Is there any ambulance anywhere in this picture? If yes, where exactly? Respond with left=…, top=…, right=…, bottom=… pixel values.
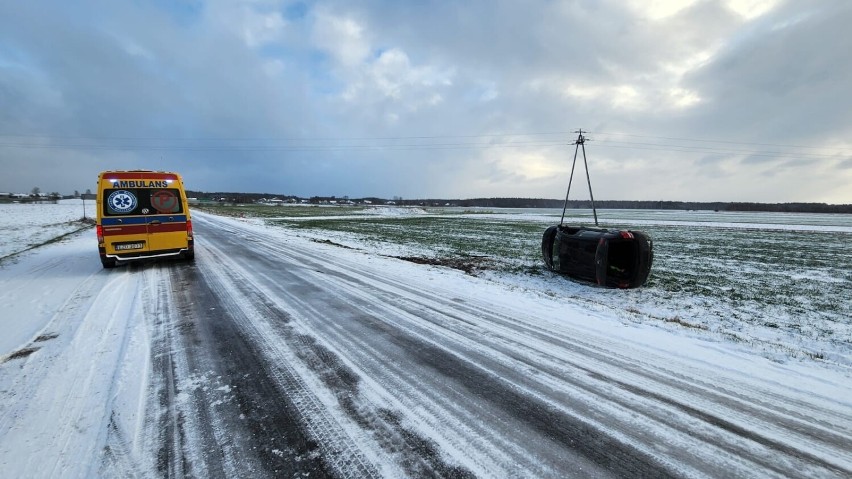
left=96, top=170, right=194, bottom=268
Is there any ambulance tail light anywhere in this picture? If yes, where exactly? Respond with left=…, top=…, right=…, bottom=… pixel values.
left=186, top=220, right=193, bottom=238
left=97, top=225, right=104, bottom=243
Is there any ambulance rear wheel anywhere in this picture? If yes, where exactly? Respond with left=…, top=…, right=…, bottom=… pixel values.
left=101, top=257, right=117, bottom=269
left=183, top=249, right=195, bottom=262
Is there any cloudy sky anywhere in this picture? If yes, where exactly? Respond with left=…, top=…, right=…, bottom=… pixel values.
left=1, top=0, right=851, bottom=203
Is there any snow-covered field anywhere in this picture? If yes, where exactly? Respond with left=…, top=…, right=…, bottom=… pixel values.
left=1, top=202, right=850, bottom=478
left=0, top=200, right=93, bottom=259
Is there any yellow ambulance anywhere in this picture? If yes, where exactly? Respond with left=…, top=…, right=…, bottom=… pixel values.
left=96, top=170, right=194, bottom=268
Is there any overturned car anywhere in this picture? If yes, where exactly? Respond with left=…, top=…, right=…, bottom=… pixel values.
left=541, top=225, right=653, bottom=288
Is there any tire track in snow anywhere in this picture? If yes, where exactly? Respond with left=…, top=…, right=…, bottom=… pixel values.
left=146, top=257, right=345, bottom=477
left=142, top=259, right=293, bottom=478
left=141, top=263, right=194, bottom=478
left=196, top=239, right=480, bottom=478
left=190, top=241, right=385, bottom=478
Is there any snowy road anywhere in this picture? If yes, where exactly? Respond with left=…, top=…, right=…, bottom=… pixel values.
left=1, top=211, right=851, bottom=478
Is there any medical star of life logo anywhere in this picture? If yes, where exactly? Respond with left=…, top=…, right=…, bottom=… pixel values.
left=107, top=190, right=137, bottom=214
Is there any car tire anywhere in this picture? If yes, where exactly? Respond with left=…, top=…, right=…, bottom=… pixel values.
left=541, top=225, right=558, bottom=270
left=101, top=257, right=117, bottom=269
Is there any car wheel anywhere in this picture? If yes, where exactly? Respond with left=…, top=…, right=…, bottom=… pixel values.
left=541, top=225, right=558, bottom=270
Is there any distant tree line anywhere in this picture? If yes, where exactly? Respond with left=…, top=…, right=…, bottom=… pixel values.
left=185, top=191, right=299, bottom=204
left=396, top=198, right=852, bottom=213
left=184, top=190, right=852, bottom=213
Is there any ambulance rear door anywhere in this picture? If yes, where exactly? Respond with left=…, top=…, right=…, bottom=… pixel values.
left=144, top=188, right=189, bottom=253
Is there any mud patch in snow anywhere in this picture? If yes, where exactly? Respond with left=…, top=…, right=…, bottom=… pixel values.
left=390, top=255, right=491, bottom=275
left=3, top=346, right=40, bottom=362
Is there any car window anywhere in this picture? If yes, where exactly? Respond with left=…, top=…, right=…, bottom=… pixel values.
left=103, top=188, right=184, bottom=216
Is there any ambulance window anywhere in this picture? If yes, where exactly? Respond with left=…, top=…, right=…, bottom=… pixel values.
left=104, top=189, right=143, bottom=216
left=103, top=188, right=183, bottom=216
left=149, top=189, right=182, bottom=214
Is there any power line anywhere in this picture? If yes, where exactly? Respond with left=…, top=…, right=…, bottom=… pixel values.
left=593, top=140, right=846, bottom=160
left=0, top=131, right=573, bottom=143
left=0, top=130, right=849, bottom=161
left=594, top=130, right=845, bottom=152
left=0, top=139, right=572, bottom=152
left=3, top=129, right=848, bottom=151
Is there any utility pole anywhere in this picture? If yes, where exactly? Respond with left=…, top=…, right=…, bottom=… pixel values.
left=559, top=129, right=598, bottom=226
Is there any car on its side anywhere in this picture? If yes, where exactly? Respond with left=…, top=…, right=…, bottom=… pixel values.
left=541, top=225, right=653, bottom=288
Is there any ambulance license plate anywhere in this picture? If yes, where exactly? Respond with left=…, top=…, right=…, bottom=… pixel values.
left=115, top=242, right=144, bottom=250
